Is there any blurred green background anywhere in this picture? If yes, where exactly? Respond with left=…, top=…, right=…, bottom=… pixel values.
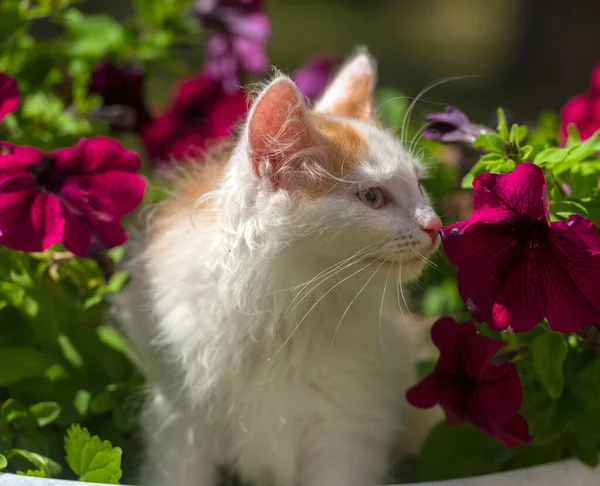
left=75, top=0, right=600, bottom=122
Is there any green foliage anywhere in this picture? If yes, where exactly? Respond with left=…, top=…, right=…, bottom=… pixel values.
left=531, top=332, right=568, bottom=399
left=65, top=424, right=123, bottom=484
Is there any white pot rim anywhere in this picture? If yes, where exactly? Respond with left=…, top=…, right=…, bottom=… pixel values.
left=0, top=458, right=598, bottom=486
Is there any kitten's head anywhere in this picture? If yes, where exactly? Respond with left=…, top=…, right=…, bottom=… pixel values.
left=235, top=48, right=441, bottom=281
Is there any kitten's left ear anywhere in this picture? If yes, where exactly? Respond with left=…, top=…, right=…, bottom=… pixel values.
left=246, top=76, right=316, bottom=188
left=314, top=47, right=377, bottom=121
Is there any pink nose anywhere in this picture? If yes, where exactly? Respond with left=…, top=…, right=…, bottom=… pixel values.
left=420, top=217, right=442, bottom=245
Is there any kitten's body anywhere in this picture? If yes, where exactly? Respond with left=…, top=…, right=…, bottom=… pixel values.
left=117, top=50, right=441, bottom=486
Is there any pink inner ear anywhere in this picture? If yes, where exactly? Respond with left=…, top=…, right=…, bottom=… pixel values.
left=248, top=79, right=314, bottom=183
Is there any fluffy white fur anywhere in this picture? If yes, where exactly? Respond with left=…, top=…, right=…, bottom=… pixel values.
left=116, top=49, right=441, bottom=486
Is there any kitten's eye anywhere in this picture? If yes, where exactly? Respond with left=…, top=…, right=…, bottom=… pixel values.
left=357, top=187, right=385, bottom=209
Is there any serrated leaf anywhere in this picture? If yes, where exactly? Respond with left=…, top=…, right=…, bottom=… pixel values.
left=65, top=424, right=123, bottom=484
left=531, top=332, right=568, bottom=399
left=0, top=348, right=55, bottom=386
left=16, top=469, right=48, bottom=477
left=30, top=402, right=61, bottom=427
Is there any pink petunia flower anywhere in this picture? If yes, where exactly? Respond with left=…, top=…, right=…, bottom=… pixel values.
left=0, top=137, right=146, bottom=257
left=291, top=54, right=335, bottom=102
left=142, top=71, right=247, bottom=166
left=406, top=317, right=531, bottom=448
left=441, top=162, right=600, bottom=333
left=193, top=0, right=271, bottom=93
left=559, top=63, right=600, bottom=145
left=0, top=73, right=20, bottom=123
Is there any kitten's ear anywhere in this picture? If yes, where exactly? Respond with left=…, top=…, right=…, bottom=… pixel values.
left=314, top=47, right=376, bottom=121
left=247, top=76, right=316, bottom=188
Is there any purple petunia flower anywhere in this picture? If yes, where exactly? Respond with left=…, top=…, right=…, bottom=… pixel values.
left=0, top=73, right=20, bottom=123
left=291, top=54, right=335, bottom=102
left=407, top=317, right=531, bottom=448
left=423, top=106, right=491, bottom=144
left=441, top=162, right=600, bottom=333
left=193, top=0, right=271, bottom=93
left=89, top=61, right=151, bottom=132
left=0, top=138, right=146, bottom=257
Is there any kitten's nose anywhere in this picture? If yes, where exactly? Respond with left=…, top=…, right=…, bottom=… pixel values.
left=420, top=217, right=442, bottom=245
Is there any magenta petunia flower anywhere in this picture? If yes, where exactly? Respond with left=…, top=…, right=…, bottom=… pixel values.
left=559, top=63, right=600, bottom=145
left=0, top=137, right=146, bottom=257
left=0, top=73, right=20, bottom=123
left=406, top=317, right=531, bottom=448
left=89, top=61, right=151, bottom=132
left=291, top=54, right=335, bottom=102
left=193, top=0, right=271, bottom=92
left=142, top=71, right=247, bottom=166
left=441, top=162, right=600, bottom=333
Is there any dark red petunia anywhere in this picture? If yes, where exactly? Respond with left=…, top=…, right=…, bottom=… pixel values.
left=0, top=73, right=20, bottom=123
left=406, top=317, right=531, bottom=448
left=141, top=71, right=247, bottom=166
left=441, top=162, right=600, bottom=333
left=193, top=0, right=271, bottom=92
left=89, top=61, right=151, bottom=132
left=0, top=137, right=146, bottom=257
left=559, top=63, right=600, bottom=145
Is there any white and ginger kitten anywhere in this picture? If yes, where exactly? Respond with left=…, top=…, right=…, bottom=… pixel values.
left=117, top=49, right=442, bottom=486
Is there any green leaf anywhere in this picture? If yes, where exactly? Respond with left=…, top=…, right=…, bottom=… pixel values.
left=65, top=424, right=123, bottom=484
left=550, top=200, right=589, bottom=218
left=473, top=133, right=505, bottom=153
left=57, top=333, right=84, bottom=369
left=74, top=390, right=91, bottom=417
left=0, top=347, right=54, bottom=386
left=416, top=359, right=436, bottom=380
left=531, top=332, right=568, bottom=399
left=496, top=108, right=509, bottom=140
left=5, top=449, right=61, bottom=477
left=97, top=326, right=135, bottom=363
left=570, top=163, right=599, bottom=196
left=63, top=9, right=125, bottom=58
left=569, top=441, right=600, bottom=467
left=16, top=469, right=48, bottom=477
left=461, top=158, right=516, bottom=189
left=30, top=402, right=61, bottom=427
left=104, top=271, right=130, bottom=294
left=0, top=454, right=7, bottom=470
left=418, top=422, right=505, bottom=481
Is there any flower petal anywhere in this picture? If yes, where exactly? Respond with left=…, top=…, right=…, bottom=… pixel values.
left=543, top=215, right=600, bottom=332
left=467, top=366, right=522, bottom=425
left=52, top=137, right=141, bottom=175
left=406, top=375, right=440, bottom=409
left=462, top=334, right=509, bottom=383
left=0, top=142, right=45, bottom=171
left=430, top=317, right=477, bottom=374
left=292, top=54, right=335, bottom=102
left=479, top=414, right=531, bottom=448
left=64, top=172, right=146, bottom=217
left=0, top=73, right=20, bottom=122
left=470, top=163, right=549, bottom=225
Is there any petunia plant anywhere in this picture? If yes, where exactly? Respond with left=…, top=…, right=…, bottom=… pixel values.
left=408, top=64, right=600, bottom=481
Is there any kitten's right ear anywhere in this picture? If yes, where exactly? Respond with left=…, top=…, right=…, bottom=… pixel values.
left=246, top=76, right=316, bottom=188
left=314, top=47, right=377, bottom=121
